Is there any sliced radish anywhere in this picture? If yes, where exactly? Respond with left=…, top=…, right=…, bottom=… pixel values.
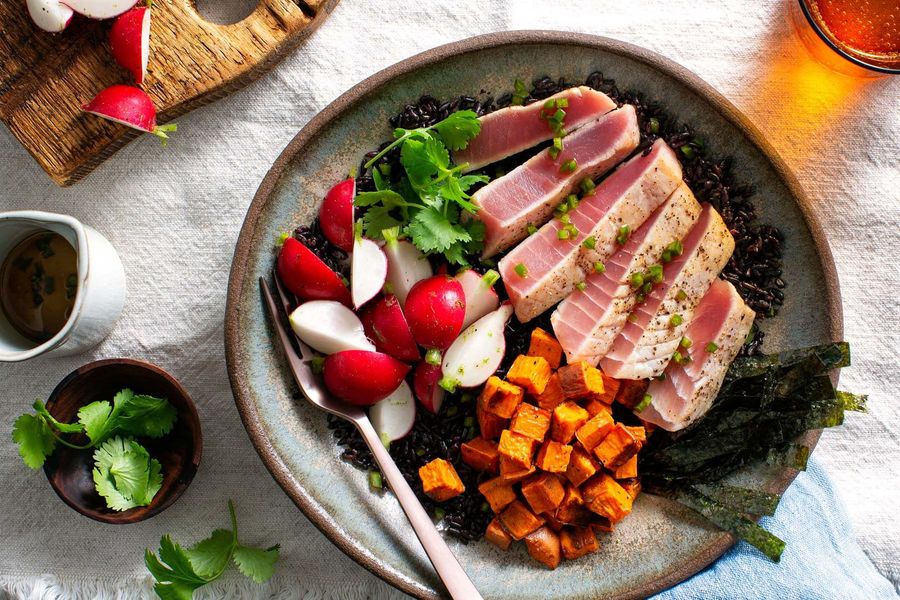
left=319, top=179, right=355, bottom=252
left=351, top=236, right=387, bottom=309
left=369, top=381, right=416, bottom=442
left=412, top=360, right=445, bottom=414
left=404, top=275, right=466, bottom=350
left=109, top=7, right=150, bottom=84
left=277, top=237, right=351, bottom=306
left=323, top=350, right=410, bottom=406
left=82, top=85, right=176, bottom=143
left=456, top=269, right=501, bottom=329
left=383, top=227, right=432, bottom=306
left=440, top=303, right=513, bottom=392
left=27, top=0, right=74, bottom=32
left=359, top=295, right=419, bottom=361
left=288, top=301, right=374, bottom=355
left=61, top=0, right=139, bottom=19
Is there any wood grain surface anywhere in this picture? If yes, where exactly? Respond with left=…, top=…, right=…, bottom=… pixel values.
left=0, top=0, right=339, bottom=186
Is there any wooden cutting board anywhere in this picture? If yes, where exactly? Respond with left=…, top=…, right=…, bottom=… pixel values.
left=0, top=0, right=338, bottom=186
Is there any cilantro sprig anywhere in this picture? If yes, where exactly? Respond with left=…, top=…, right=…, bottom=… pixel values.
left=145, top=501, right=280, bottom=599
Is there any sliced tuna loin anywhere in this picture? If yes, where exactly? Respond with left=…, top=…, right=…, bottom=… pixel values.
left=474, top=105, right=640, bottom=257
left=453, top=86, right=616, bottom=172
left=551, top=183, right=702, bottom=364
left=599, top=203, right=735, bottom=380
left=639, top=279, right=756, bottom=431
left=499, top=138, right=682, bottom=323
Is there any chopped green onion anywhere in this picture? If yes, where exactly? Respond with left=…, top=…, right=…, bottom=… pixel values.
left=593, top=262, right=606, bottom=274
left=481, top=258, right=497, bottom=268
left=580, top=178, right=596, bottom=195
left=438, top=377, right=459, bottom=393
left=378, top=162, right=392, bottom=176
left=635, top=292, right=647, bottom=303
left=433, top=507, right=446, bottom=520
left=512, top=79, right=528, bottom=105
left=310, top=355, right=326, bottom=374
left=549, top=146, right=561, bottom=160
left=680, top=336, right=693, bottom=349
left=514, top=263, right=528, bottom=277
left=383, top=281, right=394, bottom=295
left=552, top=108, right=566, bottom=123
left=666, top=240, right=684, bottom=257
left=669, top=314, right=683, bottom=327
left=641, top=281, right=653, bottom=294
left=556, top=98, right=569, bottom=108
left=627, top=312, right=637, bottom=323
left=415, top=448, right=426, bottom=456
left=379, top=432, right=392, bottom=450
left=635, top=393, right=653, bottom=412
left=482, top=269, right=500, bottom=288
left=675, top=289, right=688, bottom=302
left=672, top=350, right=684, bottom=363
left=481, top=501, right=491, bottom=513
left=557, top=228, right=571, bottom=240
left=543, top=99, right=556, bottom=111
left=680, top=145, right=696, bottom=159
left=647, top=264, right=664, bottom=283
left=655, top=373, right=667, bottom=381
left=661, top=250, right=673, bottom=263
left=368, top=471, right=383, bottom=490
left=560, top=159, right=578, bottom=173
left=576, top=281, right=587, bottom=292
left=567, top=194, right=579, bottom=210
left=631, top=272, right=645, bottom=288
left=553, top=136, right=564, bottom=152
left=277, top=232, right=290, bottom=246
left=706, top=342, right=719, bottom=353
left=649, top=117, right=660, bottom=134
left=560, top=213, right=571, bottom=224
left=616, top=225, right=631, bottom=245
left=566, top=224, right=579, bottom=238
left=425, top=348, right=442, bottom=366
left=582, top=235, right=596, bottom=250
left=526, top=223, right=538, bottom=235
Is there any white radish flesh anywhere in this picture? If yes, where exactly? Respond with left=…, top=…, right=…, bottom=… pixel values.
left=440, top=303, right=513, bottom=391
left=370, top=381, right=416, bottom=442
left=61, top=0, right=139, bottom=19
left=351, top=237, right=388, bottom=309
left=456, top=269, right=501, bottom=329
left=289, top=301, right=375, bottom=354
left=27, top=0, right=74, bottom=32
left=383, top=228, right=432, bottom=306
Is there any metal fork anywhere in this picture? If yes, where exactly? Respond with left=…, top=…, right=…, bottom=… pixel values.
left=261, top=277, right=484, bottom=600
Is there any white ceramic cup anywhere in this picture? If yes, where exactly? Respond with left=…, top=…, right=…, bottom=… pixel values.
left=0, top=211, right=126, bottom=362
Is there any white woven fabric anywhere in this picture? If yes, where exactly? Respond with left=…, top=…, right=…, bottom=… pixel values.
left=0, top=0, right=897, bottom=597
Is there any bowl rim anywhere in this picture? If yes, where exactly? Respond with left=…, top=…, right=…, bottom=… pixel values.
left=224, top=30, right=844, bottom=599
left=43, top=357, right=203, bottom=525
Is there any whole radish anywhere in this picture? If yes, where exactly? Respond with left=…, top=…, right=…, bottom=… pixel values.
left=27, top=0, right=74, bottom=32
left=359, top=295, right=419, bottom=362
left=319, top=179, right=355, bottom=252
left=382, top=227, right=432, bottom=306
left=412, top=360, right=445, bottom=414
left=350, top=236, right=387, bottom=309
left=323, top=350, right=410, bottom=406
left=369, top=381, right=416, bottom=442
left=82, top=85, right=176, bottom=144
left=404, top=275, right=466, bottom=350
left=109, top=7, right=150, bottom=84
left=277, top=237, right=351, bottom=306
left=456, top=269, right=500, bottom=329
left=289, top=301, right=374, bottom=355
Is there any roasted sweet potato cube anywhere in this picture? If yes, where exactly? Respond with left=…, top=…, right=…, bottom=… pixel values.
left=521, top=472, right=565, bottom=515
left=499, top=500, right=545, bottom=540
left=620, top=478, right=642, bottom=500
left=582, top=473, right=633, bottom=522
left=499, top=460, right=536, bottom=482
left=544, top=513, right=566, bottom=532
left=595, top=372, right=621, bottom=404
left=575, top=411, right=615, bottom=450
left=560, top=526, right=599, bottom=560
left=535, top=441, right=573, bottom=473
left=478, top=476, right=517, bottom=513
left=506, top=355, right=553, bottom=395
left=477, top=396, right=508, bottom=440
left=592, top=423, right=640, bottom=469
left=558, top=361, right=605, bottom=401
left=498, top=429, right=538, bottom=471
left=591, top=516, right=615, bottom=533
left=624, top=425, right=647, bottom=446
left=527, top=328, right=563, bottom=369
left=534, top=373, right=566, bottom=411
left=613, top=454, right=638, bottom=479
left=565, top=444, right=599, bottom=487
left=615, top=378, right=650, bottom=408
left=461, top=437, right=499, bottom=473
left=485, top=518, right=513, bottom=550
left=479, top=376, right=524, bottom=419
left=585, top=398, right=613, bottom=418
left=510, top=403, right=551, bottom=441
left=550, top=401, right=590, bottom=444
left=556, top=485, right=591, bottom=526
left=524, top=526, right=561, bottom=569
left=418, top=459, right=465, bottom=502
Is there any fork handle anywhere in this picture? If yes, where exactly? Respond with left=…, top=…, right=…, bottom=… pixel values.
left=355, top=417, right=484, bottom=600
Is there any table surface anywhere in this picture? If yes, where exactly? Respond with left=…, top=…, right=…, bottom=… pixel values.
left=1, top=0, right=898, bottom=597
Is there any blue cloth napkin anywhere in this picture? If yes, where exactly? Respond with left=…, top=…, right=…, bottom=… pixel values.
left=653, top=457, right=898, bottom=599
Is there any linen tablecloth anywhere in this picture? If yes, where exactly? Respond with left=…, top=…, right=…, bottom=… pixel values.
left=1, top=0, right=898, bottom=597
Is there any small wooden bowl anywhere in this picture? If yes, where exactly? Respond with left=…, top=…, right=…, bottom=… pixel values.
left=43, top=358, right=202, bottom=524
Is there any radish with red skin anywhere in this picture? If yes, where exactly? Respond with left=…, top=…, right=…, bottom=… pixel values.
left=404, top=275, right=466, bottom=350
left=323, top=350, right=410, bottom=406
left=440, top=303, right=513, bottom=392
left=62, top=0, right=139, bottom=19
left=289, top=300, right=374, bottom=355
left=351, top=237, right=388, bottom=308
left=277, top=237, right=351, bottom=306
left=109, top=7, right=150, bottom=84
left=359, top=295, right=419, bottom=362
left=456, top=268, right=501, bottom=329
left=27, top=0, right=74, bottom=32
left=369, top=381, right=416, bottom=442
left=82, top=85, right=177, bottom=144
left=382, top=227, right=432, bottom=306
left=412, top=360, right=445, bottom=414
left=319, top=179, right=356, bottom=252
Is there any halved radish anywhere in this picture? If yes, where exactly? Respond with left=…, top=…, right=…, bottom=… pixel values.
left=319, top=179, right=355, bottom=252
left=439, top=303, right=513, bottom=392
left=383, top=227, right=432, bottom=306
left=82, top=85, right=176, bottom=143
left=109, top=7, right=150, bottom=84
left=369, top=381, right=416, bottom=442
left=412, top=360, right=445, bottom=414
left=456, top=269, right=501, bottom=329
left=27, top=0, right=74, bottom=32
left=359, top=295, right=419, bottom=361
left=278, top=237, right=351, bottom=306
left=404, top=275, right=466, bottom=350
left=61, top=0, right=139, bottom=19
left=351, top=237, right=388, bottom=309
left=323, top=350, right=410, bottom=406
left=289, top=301, right=374, bottom=355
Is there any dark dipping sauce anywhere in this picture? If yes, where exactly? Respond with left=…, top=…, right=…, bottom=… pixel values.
left=0, top=232, right=78, bottom=343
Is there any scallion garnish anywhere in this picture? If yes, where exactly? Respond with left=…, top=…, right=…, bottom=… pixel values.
left=368, top=471, right=383, bottom=490
left=594, top=262, right=606, bottom=274
left=616, top=225, right=631, bottom=245
left=631, top=272, right=645, bottom=288
left=580, top=178, right=596, bottom=195
left=635, top=393, right=653, bottom=412
left=560, top=158, right=577, bottom=173
left=557, top=228, right=571, bottom=240
left=706, top=342, right=719, bottom=353
left=675, top=289, right=688, bottom=302
left=680, top=336, right=693, bottom=349
left=669, top=314, right=683, bottom=327
left=576, top=281, right=587, bottom=292
left=526, top=223, right=537, bottom=235
left=514, top=263, right=528, bottom=278
left=582, top=235, right=596, bottom=250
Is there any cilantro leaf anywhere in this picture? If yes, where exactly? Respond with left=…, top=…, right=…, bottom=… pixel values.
left=12, top=413, right=56, bottom=469
left=185, top=529, right=235, bottom=580
left=432, top=110, right=481, bottom=151
left=232, top=545, right=280, bottom=584
left=78, top=400, right=115, bottom=444
left=401, top=135, right=449, bottom=185
left=33, top=401, right=84, bottom=434
left=116, top=393, right=177, bottom=438
left=354, top=190, right=405, bottom=207
left=93, top=437, right=162, bottom=510
left=151, top=582, right=198, bottom=600
left=362, top=205, right=403, bottom=240
left=405, top=207, right=471, bottom=254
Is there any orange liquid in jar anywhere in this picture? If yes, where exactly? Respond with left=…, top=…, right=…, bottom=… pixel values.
left=807, top=0, right=900, bottom=70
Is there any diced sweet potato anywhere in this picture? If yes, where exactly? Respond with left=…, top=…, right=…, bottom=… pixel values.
left=615, top=378, right=650, bottom=408
left=521, top=472, right=565, bottom=515
left=498, top=429, right=538, bottom=471
left=582, top=473, right=633, bottom=522
left=509, top=403, right=552, bottom=441
left=524, top=526, right=561, bottom=569
left=613, top=454, right=638, bottom=479
left=461, top=437, right=500, bottom=473
left=591, top=516, right=614, bottom=533
left=479, top=376, right=524, bottom=418
left=544, top=514, right=566, bottom=532
left=560, top=526, right=599, bottom=560
left=624, top=425, right=647, bottom=446
left=550, top=401, right=590, bottom=444
left=418, top=459, right=465, bottom=502
left=499, top=460, right=536, bottom=482
left=575, top=411, right=614, bottom=450
left=558, top=361, right=605, bottom=401
left=592, top=423, right=640, bottom=469
left=485, top=518, right=513, bottom=550
left=527, top=328, right=563, bottom=369
left=477, top=395, right=509, bottom=440
left=556, top=485, right=591, bottom=526
left=584, top=399, right=612, bottom=418
left=565, top=444, right=599, bottom=487
left=595, top=371, right=621, bottom=405
left=499, top=500, right=545, bottom=540
left=535, top=441, right=573, bottom=473
left=534, top=373, right=566, bottom=411
left=620, top=478, right=642, bottom=500
left=478, top=476, right=517, bottom=513
left=506, top=355, right=553, bottom=395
